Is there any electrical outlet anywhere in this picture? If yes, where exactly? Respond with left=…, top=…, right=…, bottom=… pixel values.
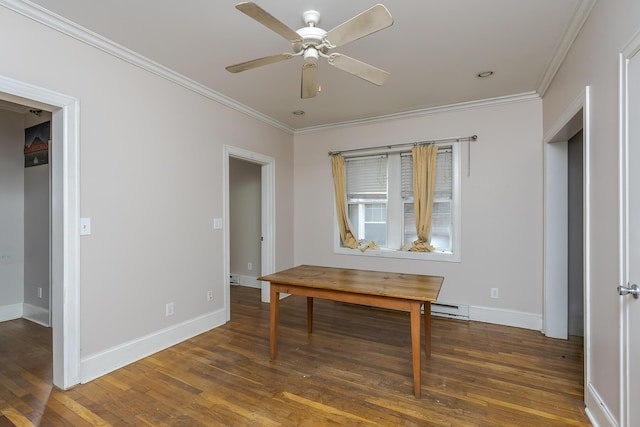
left=207, top=289, right=213, bottom=302
left=37, top=287, right=43, bottom=298
left=491, top=288, right=499, bottom=299
left=165, top=302, right=174, bottom=316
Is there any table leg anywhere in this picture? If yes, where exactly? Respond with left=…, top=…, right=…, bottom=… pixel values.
left=270, top=285, right=279, bottom=359
left=410, top=301, right=421, bottom=398
left=424, top=301, right=431, bottom=358
left=307, top=297, right=314, bottom=333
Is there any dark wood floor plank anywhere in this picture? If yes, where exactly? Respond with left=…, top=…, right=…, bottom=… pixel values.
left=0, top=285, right=590, bottom=426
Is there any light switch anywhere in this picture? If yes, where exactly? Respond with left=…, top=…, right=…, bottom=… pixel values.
left=213, top=218, right=223, bottom=229
left=80, top=217, right=91, bottom=235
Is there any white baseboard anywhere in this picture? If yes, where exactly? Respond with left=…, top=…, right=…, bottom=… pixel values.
left=585, top=382, right=618, bottom=427
left=425, top=302, right=541, bottom=331
left=469, top=305, right=543, bottom=331
left=0, top=303, right=23, bottom=322
left=235, top=275, right=261, bottom=289
left=80, top=308, right=227, bottom=383
left=23, top=303, right=50, bottom=326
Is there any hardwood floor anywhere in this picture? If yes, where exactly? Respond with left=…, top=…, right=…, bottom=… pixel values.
left=0, top=285, right=590, bottom=426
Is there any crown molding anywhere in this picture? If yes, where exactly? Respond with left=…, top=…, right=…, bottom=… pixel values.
left=0, top=0, right=295, bottom=135
left=294, top=92, right=541, bottom=135
left=536, top=0, right=597, bottom=97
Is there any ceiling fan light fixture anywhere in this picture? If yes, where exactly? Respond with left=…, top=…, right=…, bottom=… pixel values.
left=303, top=47, right=319, bottom=64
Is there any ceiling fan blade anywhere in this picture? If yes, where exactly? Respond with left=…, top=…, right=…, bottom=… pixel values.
left=325, top=4, right=393, bottom=48
left=328, top=54, right=390, bottom=86
left=226, top=53, right=293, bottom=73
left=301, top=62, right=319, bottom=99
left=235, top=2, right=302, bottom=43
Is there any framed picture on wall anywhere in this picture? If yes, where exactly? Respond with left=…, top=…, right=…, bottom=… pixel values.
left=24, top=121, right=50, bottom=168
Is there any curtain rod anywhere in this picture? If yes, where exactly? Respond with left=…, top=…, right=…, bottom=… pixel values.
left=327, top=135, right=477, bottom=156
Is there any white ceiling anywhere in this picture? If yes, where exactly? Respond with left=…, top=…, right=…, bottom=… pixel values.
left=22, top=0, right=592, bottom=131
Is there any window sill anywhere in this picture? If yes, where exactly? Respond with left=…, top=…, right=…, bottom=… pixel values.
left=333, top=246, right=461, bottom=263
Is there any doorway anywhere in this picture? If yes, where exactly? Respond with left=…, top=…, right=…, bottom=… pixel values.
left=223, top=145, right=276, bottom=321
left=229, top=157, right=262, bottom=290
left=544, top=89, right=590, bottom=340
left=543, top=87, right=591, bottom=406
left=0, top=106, right=52, bottom=320
left=0, top=75, right=81, bottom=389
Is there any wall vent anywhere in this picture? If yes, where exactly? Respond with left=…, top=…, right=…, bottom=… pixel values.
left=430, top=302, right=470, bottom=320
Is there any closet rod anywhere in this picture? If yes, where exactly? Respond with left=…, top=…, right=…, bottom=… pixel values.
left=328, top=134, right=477, bottom=156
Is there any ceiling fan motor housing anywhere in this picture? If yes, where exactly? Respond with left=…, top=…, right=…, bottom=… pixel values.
left=296, top=25, right=327, bottom=54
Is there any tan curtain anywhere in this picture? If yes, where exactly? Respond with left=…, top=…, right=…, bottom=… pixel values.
left=331, top=155, right=359, bottom=249
left=409, top=145, right=438, bottom=252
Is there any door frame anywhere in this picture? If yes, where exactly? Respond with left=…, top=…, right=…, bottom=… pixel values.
left=618, top=29, right=640, bottom=427
left=543, top=86, right=591, bottom=399
left=0, top=75, right=81, bottom=389
left=543, top=87, right=591, bottom=338
left=223, top=145, right=276, bottom=320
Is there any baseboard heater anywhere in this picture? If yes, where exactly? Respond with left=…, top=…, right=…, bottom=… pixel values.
left=429, top=302, right=470, bottom=320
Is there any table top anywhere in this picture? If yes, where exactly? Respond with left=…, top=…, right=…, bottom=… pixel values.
left=258, top=265, right=443, bottom=302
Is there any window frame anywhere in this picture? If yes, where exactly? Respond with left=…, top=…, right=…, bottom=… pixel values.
left=334, top=142, right=462, bottom=263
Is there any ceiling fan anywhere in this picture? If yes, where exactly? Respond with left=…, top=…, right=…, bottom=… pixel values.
left=226, top=2, right=393, bottom=99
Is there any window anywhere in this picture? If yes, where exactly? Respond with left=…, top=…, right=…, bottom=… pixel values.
left=340, top=144, right=460, bottom=261
left=346, top=155, right=388, bottom=246
left=400, top=149, right=454, bottom=251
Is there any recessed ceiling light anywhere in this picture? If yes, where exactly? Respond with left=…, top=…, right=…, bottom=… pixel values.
left=292, top=110, right=305, bottom=116
left=476, top=71, right=494, bottom=78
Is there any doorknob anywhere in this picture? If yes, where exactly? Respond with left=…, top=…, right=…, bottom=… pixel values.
left=618, top=284, right=640, bottom=298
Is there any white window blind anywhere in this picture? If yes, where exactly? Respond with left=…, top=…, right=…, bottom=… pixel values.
left=435, top=150, right=453, bottom=199
left=401, top=153, right=413, bottom=200
left=345, top=155, right=388, bottom=245
left=345, top=155, right=388, bottom=197
left=400, top=149, right=452, bottom=200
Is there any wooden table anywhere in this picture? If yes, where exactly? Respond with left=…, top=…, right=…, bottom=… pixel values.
left=258, top=265, right=443, bottom=398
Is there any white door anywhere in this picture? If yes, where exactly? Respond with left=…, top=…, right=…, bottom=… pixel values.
left=621, top=46, right=640, bottom=426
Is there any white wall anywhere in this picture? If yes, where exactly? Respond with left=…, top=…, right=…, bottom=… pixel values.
left=23, top=113, right=51, bottom=322
left=293, top=97, right=544, bottom=327
left=0, top=110, right=24, bottom=320
left=0, top=4, right=294, bottom=374
left=229, top=157, right=261, bottom=281
left=567, top=130, right=583, bottom=337
left=542, top=0, right=640, bottom=425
